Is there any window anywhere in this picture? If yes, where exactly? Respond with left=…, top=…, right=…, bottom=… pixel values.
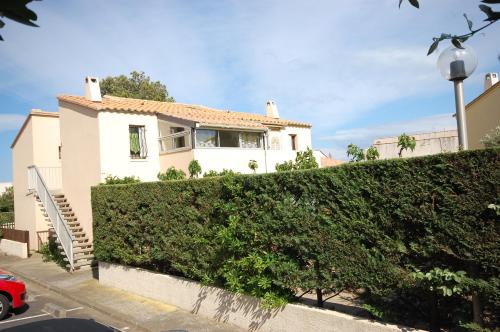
left=195, top=129, right=263, bottom=149
left=219, top=131, right=240, bottom=147
left=129, top=126, right=147, bottom=159
left=171, top=127, right=186, bottom=149
left=290, top=134, right=297, bottom=151
left=241, top=132, right=262, bottom=149
left=270, top=137, right=280, bottom=150
left=196, top=129, right=218, bottom=147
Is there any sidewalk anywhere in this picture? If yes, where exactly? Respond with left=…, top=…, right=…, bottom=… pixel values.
left=0, top=253, right=242, bottom=332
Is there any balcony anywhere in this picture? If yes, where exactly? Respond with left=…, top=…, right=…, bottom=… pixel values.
left=28, top=166, right=62, bottom=192
left=158, top=130, right=192, bottom=154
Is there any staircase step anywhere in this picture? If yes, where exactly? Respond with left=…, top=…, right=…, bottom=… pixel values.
left=69, top=226, right=83, bottom=231
left=72, top=241, right=93, bottom=248
left=72, top=236, right=90, bottom=243
left=72, top=247, right=94, bottom=254
left=52, top=194, right=65, bottom=198
left=71, top=231, right=86, bottom=237
left=74, top=253, right=94, bottom=261
left=67, top=260, right=93, bottom=269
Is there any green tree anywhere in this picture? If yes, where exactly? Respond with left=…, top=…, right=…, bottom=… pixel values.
left=248, top=160, right=258, bottom=173
left=481, top=126, right=500, bottom=148
left=0, top=187, right=14, bottom=212
left=397, top=133, right=416, bottom=158
left=158, top=167, right=186, bottom=181
left=365, top=146, right=380, bottom=161
left=275, top=148, right=319, bottom=171
left=399, top=0, right=500, bottom=55
left=100, top=71, right=175, bottom=102
left=0, top=0, right=40, bottom=41
left=294, top=148, right=319, bottom=170
left=346, top=144, right=365, bottom=162
left=188, top=160, right=202, bottom=178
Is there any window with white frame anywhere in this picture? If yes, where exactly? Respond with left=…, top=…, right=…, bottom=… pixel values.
left=270, top=137, right=280, bottom=150
left=129, top=125, right=148, bottom=159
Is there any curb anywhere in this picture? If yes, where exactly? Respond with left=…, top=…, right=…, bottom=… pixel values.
left=9, top=266, right=150, bottom=332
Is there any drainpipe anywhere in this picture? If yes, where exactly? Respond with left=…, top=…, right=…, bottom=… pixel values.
left=264, top=130, right=269, bottom=173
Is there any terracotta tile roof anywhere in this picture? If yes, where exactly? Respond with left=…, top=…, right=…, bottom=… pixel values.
left=57, top=95, right=311, bottom=129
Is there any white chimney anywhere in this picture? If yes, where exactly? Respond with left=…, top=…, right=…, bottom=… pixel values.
left=265, top=100, right=279, bottom=118
left=84, top=76, right=102, bottom=102
left=484, top=73, right=499, bottom=91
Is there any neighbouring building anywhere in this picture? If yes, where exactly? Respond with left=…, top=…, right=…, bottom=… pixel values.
left=372, top=129, right=459, bottom=160
left=465, top=73, right=500, bottom=149
left=11, top=77, right=325, bottom=270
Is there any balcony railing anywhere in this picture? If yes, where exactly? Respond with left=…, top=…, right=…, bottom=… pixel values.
left=28, top=166, right=62, bottom=191
left=158, top=130, right=192, bottom=154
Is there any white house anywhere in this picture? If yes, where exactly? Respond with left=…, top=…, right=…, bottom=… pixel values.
left=11, top=77, right=322, bottom=270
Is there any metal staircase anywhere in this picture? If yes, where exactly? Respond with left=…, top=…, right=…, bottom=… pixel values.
left=28, top=166, right=94, bottom=271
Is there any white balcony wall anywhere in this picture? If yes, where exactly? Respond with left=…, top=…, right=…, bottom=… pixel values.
left=98, top=111, right=161, bottom=182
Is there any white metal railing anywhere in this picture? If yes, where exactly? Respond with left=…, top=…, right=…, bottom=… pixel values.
left=158, top=130, right=192, bottom=153
left=36, top=167, right=62, bottom=190
left=28, top=165, right=74, bottom=270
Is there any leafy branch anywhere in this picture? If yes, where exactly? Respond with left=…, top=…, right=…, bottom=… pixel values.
left=0, top=0, right=40, bottom=41
left=399, top=0, right=500, bottom=55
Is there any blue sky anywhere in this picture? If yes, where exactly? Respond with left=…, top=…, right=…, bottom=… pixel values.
left=0, top=0, right=499, bottom=181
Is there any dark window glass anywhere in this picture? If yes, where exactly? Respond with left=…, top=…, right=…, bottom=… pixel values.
left=219, top=131, right=240, bottom=147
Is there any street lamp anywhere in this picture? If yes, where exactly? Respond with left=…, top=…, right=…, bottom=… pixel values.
left=437, top=45, right=478, bottom=150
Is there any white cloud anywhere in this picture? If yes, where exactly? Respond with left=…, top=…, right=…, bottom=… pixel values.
left=0, top=0, right=497, bottom=134
left=0, top=114, right=26, bottom=133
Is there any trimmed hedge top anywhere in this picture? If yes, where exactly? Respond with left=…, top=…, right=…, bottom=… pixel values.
left=92, top=149, right=500, bottom=328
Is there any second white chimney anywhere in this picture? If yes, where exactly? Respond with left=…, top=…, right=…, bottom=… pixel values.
left=484, top=73, right=499, bottom=91
left=265, top=100, right=279, bottom=118
left=84, top=76, right=102, bottom=102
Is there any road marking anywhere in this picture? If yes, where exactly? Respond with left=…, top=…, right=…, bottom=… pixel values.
left=66, top=306, right=84, bottom=312
left=0, top=312, right=50, bottom=325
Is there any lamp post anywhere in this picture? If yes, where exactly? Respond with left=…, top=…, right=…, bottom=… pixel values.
left=437, top=45, right=478, bottom=150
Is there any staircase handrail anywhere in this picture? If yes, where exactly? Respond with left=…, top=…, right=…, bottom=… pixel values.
left=28, top=165, right=74, bottom=271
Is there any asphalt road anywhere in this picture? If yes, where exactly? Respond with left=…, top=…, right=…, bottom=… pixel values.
left=0, top=278, right=130, bottom=332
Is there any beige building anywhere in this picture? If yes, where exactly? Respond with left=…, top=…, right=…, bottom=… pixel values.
left=372, top=130, right=459, bottom=160
left=465, top=79, right=500, bottom=149
left=11, top=77, right=324, bottom=270
left=11, top=110, right=61, bottom=251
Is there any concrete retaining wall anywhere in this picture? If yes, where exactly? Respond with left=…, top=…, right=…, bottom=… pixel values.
left=0, top=239, right=28, bottom=258
left=99, top=262, right=421, bottom=332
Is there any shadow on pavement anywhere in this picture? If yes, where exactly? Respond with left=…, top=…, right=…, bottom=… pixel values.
left=1, top=318, right=119, bottom=332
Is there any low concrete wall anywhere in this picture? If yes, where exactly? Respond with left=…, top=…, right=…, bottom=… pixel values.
left=0, top=239, right=28, bottom=258
left=99, top=262, right=421, bottom=332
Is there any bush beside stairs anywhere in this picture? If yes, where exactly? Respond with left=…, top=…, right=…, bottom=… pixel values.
left=37, top=193, right=95, bottom=271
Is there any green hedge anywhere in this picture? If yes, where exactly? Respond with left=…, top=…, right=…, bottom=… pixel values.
left=0, top=212, right=14, bottom=226
left=92, top=149, right=500, bottom=329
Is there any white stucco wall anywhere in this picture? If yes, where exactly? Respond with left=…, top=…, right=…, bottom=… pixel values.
left=193, top=126, right=314, bottom=174
left=98, top=111, right=161, bottom=182
left=0, top=239, right=28, bottom=259
left=273, top=126, right=312, bottom=152
left=100, top=262, right=421, bottom=332
left=194, top=148, right=268, bottom=174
